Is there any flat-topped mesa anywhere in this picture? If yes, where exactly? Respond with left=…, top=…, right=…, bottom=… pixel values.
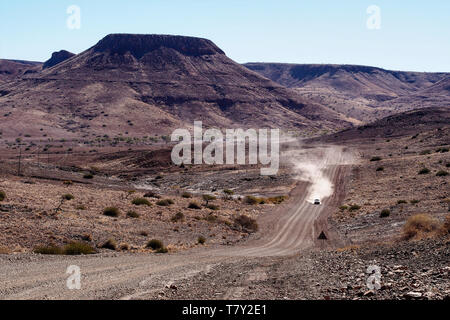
left=92, top=34, right=225, bottom=59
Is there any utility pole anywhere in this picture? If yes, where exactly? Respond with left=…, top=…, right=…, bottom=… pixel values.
left=18, top=146, right=22, bottom=176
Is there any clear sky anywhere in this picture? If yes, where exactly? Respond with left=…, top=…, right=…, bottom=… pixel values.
left=1, top=0, right=449, bottom=72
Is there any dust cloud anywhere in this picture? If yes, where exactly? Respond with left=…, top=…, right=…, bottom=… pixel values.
left=281, top=140, right=355, bottom=203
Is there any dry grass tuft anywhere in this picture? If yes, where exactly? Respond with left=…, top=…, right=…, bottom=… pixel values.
left=156, top=199, right=174, bottom=206
left=63, top=241, right=96, bottom=255
left=188, top=201, right=201, bottom=209
left=441, top=214, right=450, bottom=234
left=402, top=214, right=440, bottom=240
left=34, top=242, right=96, bottom=255
left=0, top=246, right=11, bottom=254
left=103, top=207, right=120, bottom=217
left=131, top=197, right=151, bottom=206
left=126, top=210, right=140, bottom=218
left=100, top=239, right=117, bottom=250
left=197, top=236, right=206, bottom=245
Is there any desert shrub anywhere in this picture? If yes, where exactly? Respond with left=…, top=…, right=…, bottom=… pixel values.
left=132, top=197, right=151, bottom=206
left=436, top=170, right=448, bottom=177
left=188, top=201, right=201, bottom=209
left=62, top=194, right=74, bottom=201
left=349, top=204, right=361, bottom=211
left=442, top=215, right=450, bottom=234
left=83, top=173, right=94, bottom=179
left=139, top=231, right=148, bottom=237
left=0, top=246, right=10, bottom=254
left=198, top=236, right=206, bottom=245
left=146, top=239, right=164, bottom=250
left=181, top=192, right=193, bottom=198
left=156, top=199, right=174, bottom=206
left=119, top=243, right=130, bottom=251
left=103, top=207, right=120, bottom=217
left=402, top=214, right=439, bottom=240
left=144, top=191, right=161, bottom=199
left=207, top=204, right=220, bottom=211
left=63, top=180, right=73, bottom=186
left=63, top=242, right=96, bottom=255
left=81, top=234, right=92, bottom=241
left=418, top=168, right=430, bottom=174
left=436, top=148, right=449, bottom=153
left=127, top=210, right=140, bottom=218
left=235, top=215, right=258, bottom=232
left=154, top=198, right=170, bottom=206
left=370, top=156, right=382, bottom=162
left=126, top=190, right=136, bottom=198
left=376, top=167, right=384, bottom=172
left=397, top=200, right=407, bottom=204
left=420, top=150, right=431, bottom=155
left=76, top=205, right=86, bottom=210
left=223, top=189, right=234, bottom=195
left=410, top=199, right=420, bottom=204
left=379, top=209, right=391, bottom=218
left=339, top=205, right=348, bottom=210
left=34, top=245, right=63, bottom=255
left=266, top=196, right=288, bottom=204
left=206, top=215, right=217, bottom=222
left=202, top=194, right=216, bottom=205
left=243, top=195, right=261, bottom=205
left=89, top=166, right=100, bottom=174
left=171, top=212, right=184, bottom=222
left=101, top=239, right=117, bottom=250
left=446, top=163, right=450, bottom=168
left=0, top=191, right=5, bottom=202
left=336, top=245, right=361, bottom=253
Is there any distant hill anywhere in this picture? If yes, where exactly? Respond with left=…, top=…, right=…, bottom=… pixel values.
left=0, top=59, right=42, bottom=83
left=0, top=34, right=350, bottom=140
left=244, top=63, right=450, bottom=124
left=43, top=50, right=75, bottom=69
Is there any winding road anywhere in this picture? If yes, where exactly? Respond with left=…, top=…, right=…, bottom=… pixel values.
left=0, top=144, right=352, bottom=300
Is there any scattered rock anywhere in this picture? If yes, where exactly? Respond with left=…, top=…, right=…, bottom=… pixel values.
left=405, top=291, right=422, bottom=299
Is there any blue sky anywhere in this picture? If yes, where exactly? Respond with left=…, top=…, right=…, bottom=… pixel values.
left=1, top=0, right=449, bottom=72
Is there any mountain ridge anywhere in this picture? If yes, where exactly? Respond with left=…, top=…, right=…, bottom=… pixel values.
left=244, top=62, right=450, bottom=123
left=43, top=50, right=75, bottom=69
left=0, top=34, right=349, bottom=140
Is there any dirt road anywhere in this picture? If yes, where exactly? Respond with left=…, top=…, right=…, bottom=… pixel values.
left=0, top=144, right=353, bottom=300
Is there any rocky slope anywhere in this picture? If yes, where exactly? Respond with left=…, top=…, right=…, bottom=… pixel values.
left=0, top=34, right=349, bottom=140
left=0, top=59, right=42, bottom=83
left=244, top=63, right=450, bottom=123
left=320, top=107, right=450, bottom=141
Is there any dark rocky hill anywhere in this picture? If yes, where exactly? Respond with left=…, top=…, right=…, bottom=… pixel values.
left=43, top=50, right=75, bottom=69
left=0, top=34, right=350, bottom=140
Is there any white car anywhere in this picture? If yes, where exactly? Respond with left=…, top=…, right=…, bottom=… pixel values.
left=313, top=199, right=321, bottom=205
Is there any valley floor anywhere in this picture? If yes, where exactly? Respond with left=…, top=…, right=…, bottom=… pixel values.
left=0, top=131, right=449, bottom=300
